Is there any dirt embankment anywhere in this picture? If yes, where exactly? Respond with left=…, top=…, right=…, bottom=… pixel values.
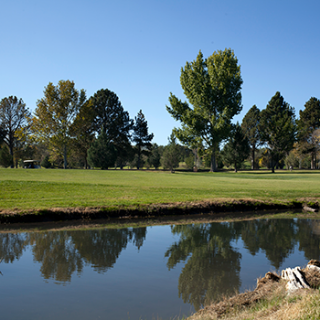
left=0, top=199, right=318, bottom=224
left=189, top=260, right=320, bottom=320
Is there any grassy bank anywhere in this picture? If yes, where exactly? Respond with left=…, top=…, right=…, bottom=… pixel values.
left=0, top=168, right=319, bottom=215
left=189, top=285, right=320, bottom=320
left=188, top=259, right=320, bottom=320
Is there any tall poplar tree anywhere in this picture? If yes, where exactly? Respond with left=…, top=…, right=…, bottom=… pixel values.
left=31, top=80, right=87, bottom=169
left=259, top=92, right=296, bottom=173
left=241, top=105, right=261, bottom=169
left=132, top=110, right=154, bottom=170
left=166, top=48, right=243, bottom=172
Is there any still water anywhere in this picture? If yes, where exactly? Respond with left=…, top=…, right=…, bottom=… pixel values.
left=1, top=218, right=320, bottom=320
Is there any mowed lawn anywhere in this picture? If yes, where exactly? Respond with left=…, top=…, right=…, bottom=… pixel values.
left=0, top=168, right=320, bottom=210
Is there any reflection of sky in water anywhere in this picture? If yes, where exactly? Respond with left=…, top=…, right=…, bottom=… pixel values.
left=0, top=219, right=319, bottom=320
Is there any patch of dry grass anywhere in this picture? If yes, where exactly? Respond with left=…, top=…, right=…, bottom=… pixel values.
left=188, top=269, right=320, bottom=320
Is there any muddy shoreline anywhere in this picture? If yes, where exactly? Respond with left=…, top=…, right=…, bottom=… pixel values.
left=0, top=199, right=318, bottom=225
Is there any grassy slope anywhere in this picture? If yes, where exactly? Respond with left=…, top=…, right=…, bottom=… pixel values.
left=0, top=168, right=320, bottom=210
left=189, top=288, right=320, bottom=320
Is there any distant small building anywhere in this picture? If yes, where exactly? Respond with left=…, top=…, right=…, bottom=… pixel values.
left=23, top=160, right=41, bottom=169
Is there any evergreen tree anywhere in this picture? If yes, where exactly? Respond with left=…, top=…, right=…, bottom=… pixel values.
left=41, top=155, right=52, bottom=168
left=90, top=89, right=133, bottom=163
left=161, top=134, right=180, bottom=172
left=132, top=110, right=154, bottom=169
left=241, top=105, right=261, bottom=169
left=297, top=97, right=320, bottom=169
left=259, top=92, right=296, bottom=173
left=148, top=143, right=161, bottom=169
left=0, top=145, right=13, bottom=168
left=221, top=123, right=250, bottom=172
left=87, top=130, right=117, bottom=169
left=116, top=143, right=134, bottom=169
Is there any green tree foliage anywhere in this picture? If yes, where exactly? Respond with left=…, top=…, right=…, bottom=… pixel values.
left=132, top=110, right=154, bottom=170
left=259, top=92, right=296, bottom=173
left=166, top=49, right=243, bottom=172
left=87, top=129, right=117, bottom=169
left=31, top=80, right=87, bottom=169
left=221, top=123, right=250, bottom=172
left=70, top=99, right=95, bottom=169
left=284, top=151, right=299, bottom=170
left=41, top=155, right=52, bottom=168
left=0, top=145, right=13, bottom=167
left=148, top=143, right=161, bottom=169
left=241, top=105, right=261, bottom=169
left=297, top=97, right=320, bottom=169
left=184, top=152, right=194, bottom=170
left=0, top=96, right=30, bottom=167
left=161, top=134, right=180, bottom=172
left=90, top=89, right=133, bottom=164
left=290, top=142, right=310, bottom=169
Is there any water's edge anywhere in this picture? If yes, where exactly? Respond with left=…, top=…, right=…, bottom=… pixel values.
left=0, top=199, right=318, bottom=224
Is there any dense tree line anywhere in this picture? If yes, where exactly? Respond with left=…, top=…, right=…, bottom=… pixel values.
left=166, top=48, right=320, bottom=172
left=0, top=82, right=155, bottom=169
left=1, top=49, right=320, bottom=171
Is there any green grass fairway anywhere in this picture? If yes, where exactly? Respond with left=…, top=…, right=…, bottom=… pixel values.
left=0, top=168, right=319, bottom=211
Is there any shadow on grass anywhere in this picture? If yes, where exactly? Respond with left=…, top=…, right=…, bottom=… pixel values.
left=236, top=170, right=320, bottom=175
left=177, top=170, right=320, bottom=177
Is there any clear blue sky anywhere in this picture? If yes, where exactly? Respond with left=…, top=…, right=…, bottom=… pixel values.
left=1, top=0, right=319, bottom=145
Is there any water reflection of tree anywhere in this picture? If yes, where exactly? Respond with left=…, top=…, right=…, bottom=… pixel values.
left=28, top=227, right=147, bottom=282
left=296, top=220, right=320, bottom=261
left=165, top=223, right=241, bottom=311
left=71, top=228, right=146, bottom=273
left=29, top=232, right=83, bottom=283
left=240, top=219, right=297, bottom=269
left=0, top=233, right=29, bottom=263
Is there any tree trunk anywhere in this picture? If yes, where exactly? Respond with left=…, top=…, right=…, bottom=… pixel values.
left=210, top=146, right=217, bottom=172
left=271, top=153, right=275, bottom=173
left=9, top=134, right=14, bottom=168
left=252, top=147, right=255, bottom=170
left=311, top=152, right=316, bottom=169
left=63, top=145, right=67, bottom=169
left=137, top=146, right=141, bottom=170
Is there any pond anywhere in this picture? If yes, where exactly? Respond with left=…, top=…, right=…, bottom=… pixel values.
left=1, top=218, right=320, bottom=320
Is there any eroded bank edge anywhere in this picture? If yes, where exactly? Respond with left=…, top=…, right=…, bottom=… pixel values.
left=0, top=198, right=318, bottom=227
